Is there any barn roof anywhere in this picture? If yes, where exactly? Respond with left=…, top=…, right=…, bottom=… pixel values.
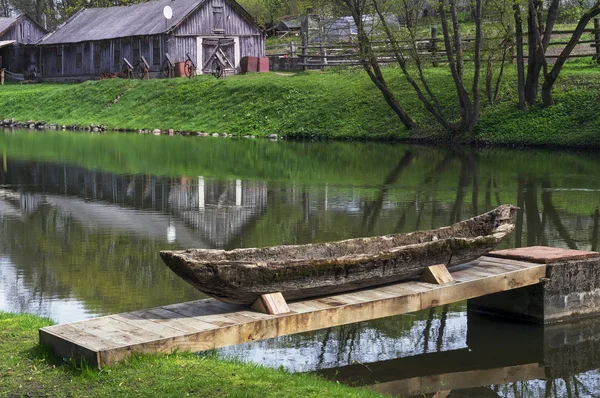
left=0, top=14, right=47, bottom=38
left=41, top=0, right=242, bottom=45
left=0, top=16, right=19, bottom=36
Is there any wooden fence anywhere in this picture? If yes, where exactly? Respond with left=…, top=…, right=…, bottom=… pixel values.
left=267, top=19, right=600, bottom=71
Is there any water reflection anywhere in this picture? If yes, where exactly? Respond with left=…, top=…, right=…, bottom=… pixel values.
left=1, top=132, right=600, bottom=395
left=317, top=313, right=600, bottom=398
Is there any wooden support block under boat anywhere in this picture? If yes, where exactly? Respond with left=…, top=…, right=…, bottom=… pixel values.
left=250, top=292, right=291, bottom=315
left=421, top=264, right=454, bottom=285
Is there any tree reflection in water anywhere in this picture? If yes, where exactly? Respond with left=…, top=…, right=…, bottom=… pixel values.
left=2, top=134, right=600, bottom=395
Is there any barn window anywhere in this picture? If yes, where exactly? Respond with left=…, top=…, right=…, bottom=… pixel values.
left=152, top=38, right=160, bottom=65
left=76, top=45, right=82, bottom=68
left=213, top=6, right=224, bottom=33
left=133, top=39, right=140, bottom=61
left=94, top=43, right=101, bottom=67
left=114, top=42, right=121, bottom=66
left=56, top=49, right=62, bottom=73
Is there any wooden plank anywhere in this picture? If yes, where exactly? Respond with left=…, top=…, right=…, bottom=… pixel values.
left=421, top=265, right=546, bottom=309
left=40, top=258, right=547, bottom=368
left=41, top=324, right=110, bottom=352
left=68, top=320, right=148, bottom=347
left=129, top=308, right=216, bottom=333
left=251, top=292, right=290, bottom=315
left=109, top=314, right=184, bottom=338
left=421, top=264, right=454, bottom=284
left=479, top=256, right=539, bottom=268
left=39, top=328, right=100, bottom=368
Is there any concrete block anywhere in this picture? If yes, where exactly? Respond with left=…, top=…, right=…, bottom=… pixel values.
left=468, top=257, right=600, bottom=323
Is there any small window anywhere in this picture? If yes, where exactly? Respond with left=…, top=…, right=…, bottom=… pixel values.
left=133, top=39, right=140, bottom=61
left=94, top=43, right=101, bottom=67
left=20, top=23, right=24, bottom=40
left=153, top=38, right=160, bottom=65
left=114, top=42, right=121, bottom=67
left=56, top=50, right=62, bottom=73
left=76, top=45, right=82, bottom=68
left=213, top=6, right=224, bottom=33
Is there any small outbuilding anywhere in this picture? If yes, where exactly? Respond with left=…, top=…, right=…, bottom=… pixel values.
left=38, top=0, right=265, bottom=79
left=0, top=14, right=47, bottom=75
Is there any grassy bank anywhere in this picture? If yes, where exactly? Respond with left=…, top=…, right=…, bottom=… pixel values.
left=0, top=60, right=599, bottom=147
left=0, top=312, right=380, bottom=397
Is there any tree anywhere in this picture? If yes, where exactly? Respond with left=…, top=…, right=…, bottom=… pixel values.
left=339, top=0, right=417, bottom=129
left=338, top=0, right=485, bottom=135
left=513, top=0, right=600, bottom=106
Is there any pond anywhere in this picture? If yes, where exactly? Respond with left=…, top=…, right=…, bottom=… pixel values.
left=1, top=129, right=599, bottom=397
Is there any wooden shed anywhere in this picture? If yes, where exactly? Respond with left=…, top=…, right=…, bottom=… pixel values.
left=38, top=0, right=265, bottom=79
left=0, top=14, right=47, bottom=75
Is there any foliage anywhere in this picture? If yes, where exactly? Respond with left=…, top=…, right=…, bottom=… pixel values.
left=0, top=312, right=382, bottom=397
left=0, top=63, right=599, bottom=145
left=0, top=73, right=410, bottom=139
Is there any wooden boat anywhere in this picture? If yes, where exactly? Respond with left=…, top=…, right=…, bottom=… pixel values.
left=160, top=204, right=516, bottom=305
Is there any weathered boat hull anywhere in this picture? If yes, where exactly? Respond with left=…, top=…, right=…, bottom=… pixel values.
left=160, top=205, right=517, bottom=304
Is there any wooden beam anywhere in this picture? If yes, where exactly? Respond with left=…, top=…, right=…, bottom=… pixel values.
left=421, top=264, right=454, bottom=284
left=39, top=257, right=546, bottom=368
left=250, top=292, right=291, bottom=315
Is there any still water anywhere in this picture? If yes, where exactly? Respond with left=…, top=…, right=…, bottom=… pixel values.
left=1, top=129, right=600, bottom=397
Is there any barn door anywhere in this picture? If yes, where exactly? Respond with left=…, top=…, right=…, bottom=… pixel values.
left=201, top=38, right=235, bottom=75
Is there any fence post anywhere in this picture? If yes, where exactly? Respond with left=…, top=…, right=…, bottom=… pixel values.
left=301, top=13, right=309, bottom=71
left=289, top=41, right=296, bottom=57
left=595, top=18, right=600, bottom=64
left=431, top=26, right=438, bottom=67
left=320, top=45, right=327, bottom=70
left=301, top=34, right=308, bottom=71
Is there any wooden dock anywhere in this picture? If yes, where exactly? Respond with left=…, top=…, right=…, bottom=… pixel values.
left=39, top=256, right=546, bottom=368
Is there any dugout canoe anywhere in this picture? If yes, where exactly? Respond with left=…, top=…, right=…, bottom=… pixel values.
left=160, top=204, right=517, bottom=305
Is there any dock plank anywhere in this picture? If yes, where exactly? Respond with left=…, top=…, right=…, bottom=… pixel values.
left=39, top=257, right=547, bottom=368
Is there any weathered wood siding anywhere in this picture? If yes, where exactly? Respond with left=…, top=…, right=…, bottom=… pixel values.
left=39, top=34, right=169, bottom=77
left=37, top=0, right=263, bottom=78
left=170, top=0, right=265, bottom=64
left=1, top=15, right=46, bottom=44
left=0, top=15, right=46, bottom=73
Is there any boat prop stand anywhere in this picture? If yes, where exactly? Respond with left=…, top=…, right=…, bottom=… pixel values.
left=420, top=264, right=454, bottom=285
left=251, top=292, right=291, bottom=315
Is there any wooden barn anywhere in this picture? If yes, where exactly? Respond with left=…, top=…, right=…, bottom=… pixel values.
left=0, top=14, right=47, bottom=75
left=38, top=0, right=265, bottom=79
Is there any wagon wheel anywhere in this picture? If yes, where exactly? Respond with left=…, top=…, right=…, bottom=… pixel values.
left=212, top=59, right=223, bottom=79
left=184, top=59, right=195, bottom=78
left=159, top=60, right=170, bottom=78
left=135, top=63, right=146, bottom=79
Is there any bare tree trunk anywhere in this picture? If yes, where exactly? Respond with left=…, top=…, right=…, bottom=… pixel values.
left=525, top=0, right=542, bottom=104
left=373, top=0, right=453, bottom=131
left=438, top=0, right=482, bottom=133
left=493, top=44, right=509, bottom=104
left=486, top=59, right=493, bottom=104
left=439, top=0, right=473, bottom=129
left=344, top=0, right=417, bottom=129
left=514, top=3, right=526, bottom=109
left=468, top=0, right=483, bottom=132
left=450, top=0, right=464, bottom=79
left=541, top=2, right=600, bottom=106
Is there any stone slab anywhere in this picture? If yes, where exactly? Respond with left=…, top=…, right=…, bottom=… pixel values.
left=469, top=256, right=600, bottom=323
left=489, top=246, right=599, bottom=264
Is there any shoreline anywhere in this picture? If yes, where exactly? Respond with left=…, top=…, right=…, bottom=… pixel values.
left=0, top=66, right=599, bottom=151
left=3, top=119, right=600, bottom=153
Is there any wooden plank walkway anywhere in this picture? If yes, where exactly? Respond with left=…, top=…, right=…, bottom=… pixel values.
left=39, top=256, right=546, bottom=368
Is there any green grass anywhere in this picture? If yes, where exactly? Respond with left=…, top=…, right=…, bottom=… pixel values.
left=0, top=58, right=599, bottom=147
left=0, top=312, right=382, bottom=397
